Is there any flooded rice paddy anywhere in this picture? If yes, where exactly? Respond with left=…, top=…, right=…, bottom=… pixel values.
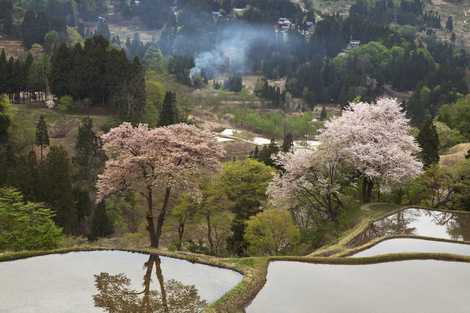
left=247, top=260, right=470, bottom=313
left=0, top=250, right=242, bottom=313
left=352, top=238, right=470, bottom=257
left=348, top=208, right=470, bottom=248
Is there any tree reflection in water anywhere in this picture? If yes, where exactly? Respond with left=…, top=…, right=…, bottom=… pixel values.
left=347, top=208, right=470, bottom=248
left=93, top=255, right=207, bottom=313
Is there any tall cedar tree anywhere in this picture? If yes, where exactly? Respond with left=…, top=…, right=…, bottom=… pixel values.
left=44, top=146, right=77, bottom=234
left=417, top=119, right=440, bottom=167
left=0, top=95, right=12, bottom=185
left=74, top=117, right=102, bottom=186
left=158, top=91, right=178, bottom=126
left=35, top=115, right=49, bottom=161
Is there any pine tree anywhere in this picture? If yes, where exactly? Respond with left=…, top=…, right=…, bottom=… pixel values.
left=89, top=201, right=114, bottom=241
left=158, top=91, right=178, bottom=126
left=35, top=115, right=49, bottom=161
left=282, top=132, right=294, bottom=152
left=417, top=119, right=440, bottom=167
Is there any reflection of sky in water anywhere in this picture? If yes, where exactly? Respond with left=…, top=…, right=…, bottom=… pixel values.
left=354, top=238, right=470, bottom=257
left=247, top=260, right=470, bottom=313
left=348, top=208, right=470, bottom=248
left=385, top=208, right=461, bottom=240
left=0, top=251, right=241, bottom=313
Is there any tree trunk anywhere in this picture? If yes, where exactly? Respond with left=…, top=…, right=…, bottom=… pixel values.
left=206, top=213, right=214, bottom=255
left=154, top=187, right=172, bottom=248
left=145, top=189, right=159, bottom=248
left=177, top=222, right=185, bottom=250
left=155, top=256, right=169, bottom=313
left=362, top=177, right=374, bottom=203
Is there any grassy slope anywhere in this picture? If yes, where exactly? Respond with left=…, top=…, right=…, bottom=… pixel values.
left=10, top=102, right=113, bottom=155
left=440, top=142, right=470, bottom=167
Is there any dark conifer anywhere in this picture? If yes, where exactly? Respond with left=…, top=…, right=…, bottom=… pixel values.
left=35, top=115, right=49, bottom=161
left=417, top=119, right=440, bottom=167
left=158, top=91, right=178, bottom=126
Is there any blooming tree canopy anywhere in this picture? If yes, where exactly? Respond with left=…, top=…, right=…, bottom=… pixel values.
left=268, top=97, right=423, bottom=226
left=319, top=97, right=423, bottom=185
left=268, top=146, right=344, bottom=228
left=97, top=122, right=224, bottom=247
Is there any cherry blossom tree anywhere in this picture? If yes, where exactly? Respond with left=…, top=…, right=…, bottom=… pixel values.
left=319, top=97, right=422, bottom=202
left=97, top=122, right=224, bottom=248
left=268, top=98, right=422, bottom=228
left=267, top=143, right=345, bottom=228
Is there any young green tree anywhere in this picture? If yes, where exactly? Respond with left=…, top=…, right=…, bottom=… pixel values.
left=0, top=187, right=63, bottom=251
left=221, top=159, right=273, bottom=255
left=158, top=91, right=179, bottom=126
left=35, top=115, right=49, bottom=161
left=244, top=209, right=300, bottom=256
left=417, top=119, right=440, bottom=167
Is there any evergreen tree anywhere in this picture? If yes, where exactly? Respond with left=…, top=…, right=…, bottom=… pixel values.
left=417, top=119, right=440, bottom=167
left=0, top=95, right=11, bottom=144
left=44, top=146, right=77, bottom=234
left=282, top=132, right=294, bottom=152
left=74, top=117, right=102, bottom=185
left=74, top=188, right=92, bottom=234
left=35, top=115, right=49, bottom=161
left=89, top=201, right=114, bottom=241
left=158, top=91, right=178, bottom=126
left=255, top=140, right=280, bottom=167
left=446, top=16, right=453, bottom=32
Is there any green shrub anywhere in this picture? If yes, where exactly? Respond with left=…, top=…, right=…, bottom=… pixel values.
left=244, top=209, right=300, bottom=256
left=0, top=187, right=63, bottom=251
left=57, top=95, right=74, bottom=113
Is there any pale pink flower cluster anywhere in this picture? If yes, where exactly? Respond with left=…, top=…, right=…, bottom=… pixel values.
left=319, top=97, right=423, bottom=184
left=96, top=122, right=224, bottom=201
left=268, top=97, right=422, bottom=216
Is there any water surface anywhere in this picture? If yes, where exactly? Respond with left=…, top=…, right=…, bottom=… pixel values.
left=353, top=238, right=470, bottom=257
left=247, top=260, right=470, bottom=313
left=0, top=250, right=242, bottom=313
left=348, top=208, right=470, bottom=248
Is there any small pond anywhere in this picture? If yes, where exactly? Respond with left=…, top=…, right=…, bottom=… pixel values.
left=348, top=208, right=470, bottom=248
left=0, top=250, right=242, bottom=313
left=246, top=260, right=470, bottom=313
left=352, top=238, right=470, bottom=257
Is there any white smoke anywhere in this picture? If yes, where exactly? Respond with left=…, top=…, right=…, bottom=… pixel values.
left=190, top=23, right=274, bottom=83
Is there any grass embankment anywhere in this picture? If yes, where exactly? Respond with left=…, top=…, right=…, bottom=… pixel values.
left=307, top=202, right=401, bottom=257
